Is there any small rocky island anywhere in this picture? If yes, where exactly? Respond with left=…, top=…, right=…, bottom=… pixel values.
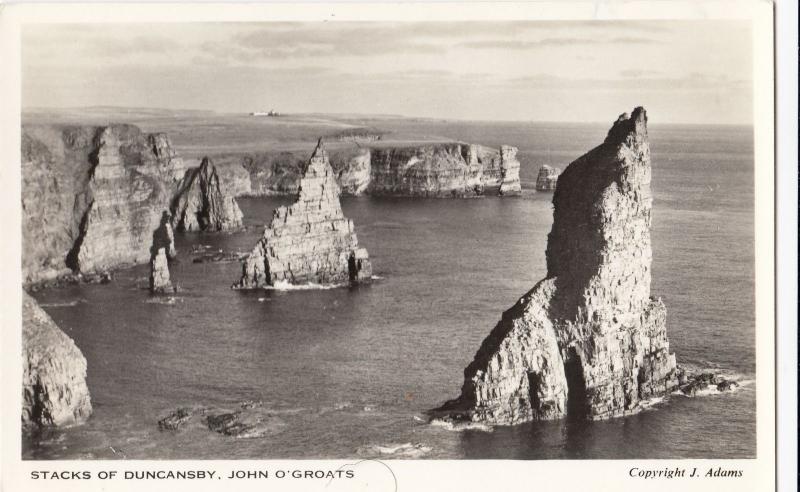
left=433, top=108, right=683, bottom=424
left=234, top=139, right=372, bottom=288
left=535, top=165, right=560, bottom=191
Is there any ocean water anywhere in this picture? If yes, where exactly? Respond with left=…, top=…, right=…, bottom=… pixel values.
left=24, top=122, right=755, bottom=460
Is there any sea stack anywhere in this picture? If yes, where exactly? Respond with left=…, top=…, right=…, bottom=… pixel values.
left=435, top=107, right=678, bottom=424
left=535, top=165, right=560, bottom=191
left=149, top=212, right=176, bottom=293
left=498, top=145, right=522, bottom=195
left=171, top=157, right=244, bottom=232
left=22, top=291, right=92, bottom=429
left=234, top=139, right=372, bottom=288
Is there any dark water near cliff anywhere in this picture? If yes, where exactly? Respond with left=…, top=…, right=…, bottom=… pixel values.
left=25, top=122, right=755, bottom=460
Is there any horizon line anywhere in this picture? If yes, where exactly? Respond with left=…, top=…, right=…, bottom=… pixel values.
left=21, top=105, right=755, bottom=128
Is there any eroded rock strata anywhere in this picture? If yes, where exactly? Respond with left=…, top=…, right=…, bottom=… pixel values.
left=535, top=165, right=561, bottom=191
left=435, top=107, right=679, bottom=424
left=220, top=141, right=522, bottom=197
left=149, top=248, right=173, bottom=293
left=22, top=125, right=185, bottom=284
left=171, top=157, right=243, bottom=232
left=235, top=140, right=372, bottom=288
left=22, top=291, right=92, bottom=429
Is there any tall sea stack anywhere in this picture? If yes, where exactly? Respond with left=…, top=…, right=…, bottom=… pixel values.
left=436, top=107, right=679, bottom=424
left=171, top=157, right=244, bottom=232
left=234, top=139, right=372, bottom=288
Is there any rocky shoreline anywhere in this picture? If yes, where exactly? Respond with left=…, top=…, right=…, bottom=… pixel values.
left=20, top=109, right=739, bottom=440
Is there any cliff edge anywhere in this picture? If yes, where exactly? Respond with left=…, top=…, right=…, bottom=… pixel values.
left=435, top=108, right=679, bottom=424
left=22, top=125, right=185, bottom=284
left=22, top=291, right=92, bottom=429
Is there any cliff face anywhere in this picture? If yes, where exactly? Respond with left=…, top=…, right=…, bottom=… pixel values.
left=437, top=108, right=678, bottom=424
left=171, top=157, right=244, bottom=232
left=22, top=291, right=92, bottom=429
left=365, top=143, right=521, bottom=197
left=535, top=165, right=560, bottom=191
left=227, top=142, right=522, bottom=197
left=22, top=125, right=185, bottom=284
left=234, top=140, right=372, bottom=288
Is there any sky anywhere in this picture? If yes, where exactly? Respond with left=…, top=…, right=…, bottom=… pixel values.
left=22, top=21, right=753, bottom=124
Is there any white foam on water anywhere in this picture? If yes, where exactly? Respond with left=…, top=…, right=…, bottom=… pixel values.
left=267, top=280, right=347, bottom=291
left=144, top=296, right=181, bottom=306
left=429, top=419, right=494, bottom=433
left=39, top=299, right=86, bottom=308
left=356, top=442, right=432, bottom=459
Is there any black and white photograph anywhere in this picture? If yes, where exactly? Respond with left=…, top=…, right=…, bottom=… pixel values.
left=1, top=1, right=790, bottom=490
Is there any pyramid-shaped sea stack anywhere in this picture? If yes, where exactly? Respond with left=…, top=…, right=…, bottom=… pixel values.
left=234, top=139, right=372, bottom=288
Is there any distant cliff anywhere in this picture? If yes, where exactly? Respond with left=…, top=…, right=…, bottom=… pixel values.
left=217, top=141, right=522, bottom=198
left=22, top=291, right=92, bottom=429
left=434, top=108, right=679, bottom=424
left=22, top=125, right=241, bottom=285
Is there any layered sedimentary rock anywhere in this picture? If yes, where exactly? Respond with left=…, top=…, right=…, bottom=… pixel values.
left=234, top=140, right=372, bottom=288
left=225, top=141, right=522, bottom=197
left=22, top=125, right=185, bottom=284
left=498, top=146, right=523, bottom=195
left=436, top=107, right=678, bottom=424
left=171, top=157, right=243, bottom=232
left=22, top=291, right=92, bottom=429
left=149, top=213, right=176, bottom=293
left=535, top=165, right=561, bottom=191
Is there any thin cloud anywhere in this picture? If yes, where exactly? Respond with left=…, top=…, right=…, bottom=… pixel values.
left=459, top=36, right=663, bottom=50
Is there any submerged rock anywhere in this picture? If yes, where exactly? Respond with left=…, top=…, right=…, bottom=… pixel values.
left=535, top=165, right=560, bottom=191
left=434, top=107, right=679, bottom=424
left=204, top=404, right=287, bottom=439
left=22, top=291, right=92, bottom=429
left=171, top=157, right=244, bottom=232
left=158, top=407, right=195, bottom=431
left=234, top=139, right=373, bottom=288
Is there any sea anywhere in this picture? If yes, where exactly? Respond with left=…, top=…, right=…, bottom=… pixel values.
left=24, top=121, right=756, bottom=460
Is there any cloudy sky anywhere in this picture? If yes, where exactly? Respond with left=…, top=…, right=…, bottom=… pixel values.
left=22, top=21, right=752, bottom=124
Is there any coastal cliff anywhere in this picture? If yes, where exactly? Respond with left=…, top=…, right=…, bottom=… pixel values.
left=435, top=108, right=679, bottom=424
left=22, top=291, right=92, bottom=429
left=21, top=125, right=245, bottom=286
left=171, top=157, right=244, bottom=232
left=219, top=141, right=522, bottom=197
left=234, top=140, right=372, bottom=288
left=22, top=125, right=185, bottom=284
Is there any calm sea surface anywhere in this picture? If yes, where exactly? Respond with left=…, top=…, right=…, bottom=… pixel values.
left=25, top=122, right=755, bottom=459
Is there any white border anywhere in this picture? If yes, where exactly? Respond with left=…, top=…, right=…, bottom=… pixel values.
left=0, top=2, right=782, bottom=491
